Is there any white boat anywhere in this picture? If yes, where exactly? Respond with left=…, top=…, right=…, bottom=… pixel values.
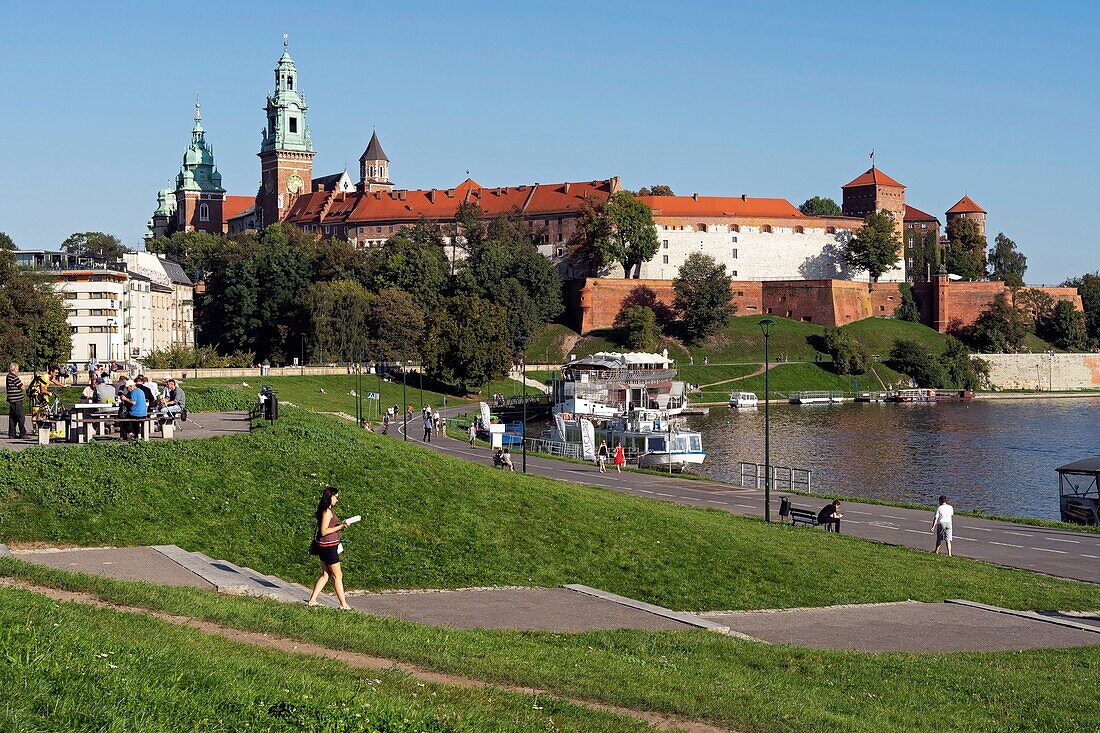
left=551, top=412, right=706, bottom=472
left=789, top=391, right=846, bottom=404
left=728, top=391, right=758, bottom=409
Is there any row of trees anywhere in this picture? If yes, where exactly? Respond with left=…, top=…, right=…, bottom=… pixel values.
left=0, top=231, right=72, bottom=370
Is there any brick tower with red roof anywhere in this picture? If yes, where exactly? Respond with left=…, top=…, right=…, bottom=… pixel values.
left=257, top=36, right=315, bottom=227
left=945, top=195, right=986, bottom=237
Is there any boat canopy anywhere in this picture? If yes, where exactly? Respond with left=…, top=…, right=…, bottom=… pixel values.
left=1056, top=457, right=1100, bottom=475
left=565, top=351, right=673, bottom=370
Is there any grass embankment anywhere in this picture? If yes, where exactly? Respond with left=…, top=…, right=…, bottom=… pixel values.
left=0, top=584, right=643, bottom=733
left=1, top=408, right=1094, bottom=613
left=4, top=561, right=1097, bottom=733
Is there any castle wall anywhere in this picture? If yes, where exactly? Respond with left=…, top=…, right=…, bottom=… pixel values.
left=976, top=353, right=1100, bottom=391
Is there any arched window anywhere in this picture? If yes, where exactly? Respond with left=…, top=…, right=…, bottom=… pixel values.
left=794, top=226, right=804, bottom=234
left=369, top=165, right=376, bottom=177
left=288, top=75, right=294, bottom=90
left=199, top=203, right=210, bottom=222
left=826, top=226, right=836, bottom=234
left=761, top=225, right=773, bottom=234
left=730, top=224, right=740, bottom=232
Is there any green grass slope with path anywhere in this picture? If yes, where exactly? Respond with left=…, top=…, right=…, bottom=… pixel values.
left=0, top=409, right=1094, bottom=613
left=0, top=584, right=644, bottom=733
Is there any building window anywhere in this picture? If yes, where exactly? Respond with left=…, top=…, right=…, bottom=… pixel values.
left=289, top=117, right=298, bottom=133
left=731, top=225, right=740, bottom=232
left=826, top=226, right=836, bottom=234
left=731, top=236, right=737, bottom=243
left=761, top=225, right=773, bottom=234
left=794, top=226, right=804, bottom=234
left=288, top=75, right=294, bottom=90
left=731, top=270, right=737, bottom=277
left=662, top=255, right=669, bottom=264
left=556, top=247, right=565, bottom=257
left=269, top=116, right=276, bottom=134
left=921, top=223, right=928, bottom=229
left=736, top=291, right=744, bottom=297
left=908, top=258, right=914, bottom=268
left=662, top=240, right=669, bottom=249
left=731, top=248, right=738, bottom=259
left=907, top=237, right=914, bottom=247
left=199, top=203, right=209, bottom=222
left=557, top=233, right=563, bottom=242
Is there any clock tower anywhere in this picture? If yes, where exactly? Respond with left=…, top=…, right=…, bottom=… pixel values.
left=257, top=36, right=315, bottom=226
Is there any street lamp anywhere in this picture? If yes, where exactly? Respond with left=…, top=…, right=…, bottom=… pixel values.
left=106, top=318, right=116, bottom=363
left=194, top=323, right=202, bottom=378
left=521, top=359, right=527, bottom=473
left=759, top=318, right=776, bottom=522
left=1048, top=350, right=1054, bottom=393
left=402, top=362, right=408, bottom=442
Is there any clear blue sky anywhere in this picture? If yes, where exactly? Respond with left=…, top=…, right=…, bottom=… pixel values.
left=2, top=1, right=1096, bottom=284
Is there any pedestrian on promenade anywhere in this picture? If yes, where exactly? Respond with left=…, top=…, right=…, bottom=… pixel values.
left=613, top=440, right=625, bottom=473
left=423, top=414, right=433, bottom=442
left=703, top=356, right=709, bottom=366
left=932, top=495, right=954, bottom=557
left=468, top=422, right=477, bottom=446
left=597, top=440, right=609, bottom=473
left=817, top=500, right=843, bottom=532
left=6, top=363, right=27, bottom=440
left=307, top=486, right=352, bottom=610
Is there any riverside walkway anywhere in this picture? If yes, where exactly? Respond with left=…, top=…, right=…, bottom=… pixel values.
left=414, top=412, right=1100, bottom=584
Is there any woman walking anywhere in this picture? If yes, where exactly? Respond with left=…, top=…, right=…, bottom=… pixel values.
left=307, top=486, right=352, bottom=609
left=597, top=440, right=609, bottom=473
left=613, top=440, right=625, bottom=473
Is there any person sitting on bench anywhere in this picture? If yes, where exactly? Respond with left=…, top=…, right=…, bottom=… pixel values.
left=118, top=380, right=148, bottom=440
left=818, top=500, right=843, bottom=533
left=160, top=377, right=186, bottom=418
left=500, top=447, right=515, bottom=472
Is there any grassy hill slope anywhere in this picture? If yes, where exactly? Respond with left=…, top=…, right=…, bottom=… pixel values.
left=0, top=409, right=1093, bottom=613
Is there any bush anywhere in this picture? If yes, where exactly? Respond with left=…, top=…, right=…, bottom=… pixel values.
left=142, top=346, right=256, bottom=370
left=822, top=327, right=869, bottom=375
left=889, top=336, right=986, bottom=390
left=895, top=283, right=920, bottom=322
left=616, top=305, right=661, bottom=351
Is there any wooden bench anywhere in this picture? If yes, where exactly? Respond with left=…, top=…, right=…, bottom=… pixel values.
left=788, top=507, right=820, bottom=527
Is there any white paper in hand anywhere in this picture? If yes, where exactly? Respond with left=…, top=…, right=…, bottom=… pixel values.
left=345, top=515, right=362, bottom=526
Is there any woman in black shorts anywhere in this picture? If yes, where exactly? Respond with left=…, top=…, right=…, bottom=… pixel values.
left=307, top=486, right=352, bottom=609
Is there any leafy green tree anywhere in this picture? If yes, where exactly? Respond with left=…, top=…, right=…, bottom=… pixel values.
left=798, top=196, right=843, bottom=217
left=895, top=283, right=920, bottom=322
left=616, top=305, right=661, bottom=351
left=367, top=289, right=424, bottom=362
left=420, top=296, right=511, bottom=392
left=844, top=210, right=900, bottom=282
left=0, top=231, right=14, bottom=250
left=146, top=230, right=225, bottom=278
left=941, top=335, right=987, bottom=390
left=1015, top=287, right=1055, bottom=331
left=363, top=219, right=449, bottom=309
left=311, top=237, right=370, bottom=284
left=635, top=185, right=675, bottom=196
left=1061, top=271, right=1100, bottom=344
left=303, top=279, right=374, bottom=363
left=888, top=339, right=948, bottom=387
left=673, top=253, right=736, bottom=344
left=572, top=191, right=659, bottom=278
left=988, top=233, right=1027, bottom=287
left=61, top=232, right=130, bottom=262
left=1041, top=300, right=1092, bottom=351
left=944, top=218, right=987, bottom=281
left=822, top=327, right=869, bottom=375
left=968, top=293, right=1029, bottom=353
left=0, top=245, right=72, bottom=369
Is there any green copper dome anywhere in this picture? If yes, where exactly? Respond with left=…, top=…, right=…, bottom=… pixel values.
left=177, top=100, right=225, bottom=193
left=260, top=36, right=314, bottom=154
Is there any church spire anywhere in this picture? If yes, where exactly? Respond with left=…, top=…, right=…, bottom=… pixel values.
left=358, top=130, right=393, bottom=192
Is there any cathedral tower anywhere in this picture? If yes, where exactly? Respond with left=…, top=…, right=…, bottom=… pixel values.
left=258, top=36, right=315, bottom=226
left=175, top=100, right=225, bottom=234
left=358, top=131, right=393, bottom=192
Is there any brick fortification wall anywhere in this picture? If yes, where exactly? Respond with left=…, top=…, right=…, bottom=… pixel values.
left=568, top=278, right=1082, bottom=334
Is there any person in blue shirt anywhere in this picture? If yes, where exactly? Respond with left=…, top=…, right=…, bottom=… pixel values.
left=119, top=380, right=148, bottom=440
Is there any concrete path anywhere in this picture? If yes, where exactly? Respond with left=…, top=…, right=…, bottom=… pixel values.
left=416, top=412, right=1100, bottom=584
left=699, top=600, right=1100, bottom=652
left=0, top=411, right=250, bottom=452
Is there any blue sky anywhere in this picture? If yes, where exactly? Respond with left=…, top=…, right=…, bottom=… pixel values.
left=1, top=1, right=1096, bottom=283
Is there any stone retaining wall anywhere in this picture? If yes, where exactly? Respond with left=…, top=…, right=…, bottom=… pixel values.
left=975, top=353, right=1100, bottom=391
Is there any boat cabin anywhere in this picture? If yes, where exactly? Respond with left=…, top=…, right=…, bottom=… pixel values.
left=1056, top=458, right=1100, bottom=525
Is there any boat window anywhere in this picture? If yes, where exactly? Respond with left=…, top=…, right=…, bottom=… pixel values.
left=675, top=437, right=690, bottom=451
left=648, top=436, right=666, bottom=452
left=690, top=436, right=702, bottom=452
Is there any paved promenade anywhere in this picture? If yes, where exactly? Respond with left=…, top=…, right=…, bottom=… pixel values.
left=415, top=414, right=1100, bottom=584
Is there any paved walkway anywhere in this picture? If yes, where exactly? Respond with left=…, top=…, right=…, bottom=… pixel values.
left=5, top=545, right=1097, bottom=652
left=0, top=411, right=250, bottom=452
left=414, top=410, right=1100, bottom=584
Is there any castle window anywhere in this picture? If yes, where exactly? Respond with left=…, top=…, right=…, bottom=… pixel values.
left=731, top=248, right=738, bottom=259
left=908, top=237, right=914, bottom=248
left=826, top=226, right=836, bottom=234
left=908, top=258, right=914, bottom=268
left=663, top=255, right=669, bottom=264
left=794, top=226, right=804, bottom=234
left=269, top=117, right=275, bottom=134
left=662, top=240, right=669, bottom=249
left=556, top=247, right=565, bottom=257
left=289, top=117, right=298, bottom=133
left=731, top=224, right=740, bottom=232
left=731, top=270, right=737, bottom=277
left=288, top=75, right=294, bottom=90
left=761, top=225, right=773, bottom=234
left=199, top=203, right=209, bottom=222
left=921, top=223, right=928, bottom=229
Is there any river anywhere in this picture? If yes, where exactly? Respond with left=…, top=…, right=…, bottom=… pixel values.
left=688, top=396, right=1100, bottom=521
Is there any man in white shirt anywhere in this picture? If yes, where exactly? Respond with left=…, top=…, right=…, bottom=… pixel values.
left=932, top=495, right=954, bottom=557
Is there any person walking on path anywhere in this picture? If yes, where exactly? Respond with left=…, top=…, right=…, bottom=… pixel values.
left=932, top=495, right=954, bottom=556
left=613, top=440, right=625, bottom=473
left=468, top=423, right=477, bottom=447
left=307, top=486, right=353, bottom=610
left=817, top=500, right=843, bottom=533
left=597, top=440, right=609, bottom=473
left=6, top=363, right=27, bottom=440
left=422, top=413, right=433, bottom=442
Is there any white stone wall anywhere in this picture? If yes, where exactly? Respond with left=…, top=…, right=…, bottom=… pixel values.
left=975, top=353, right=1100, bottom=391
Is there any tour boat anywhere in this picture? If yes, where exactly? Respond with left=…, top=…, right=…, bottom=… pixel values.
left=728, top=391, right=758, bottom=409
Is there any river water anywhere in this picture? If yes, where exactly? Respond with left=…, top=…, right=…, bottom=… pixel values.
left=688, top=397, right=1100, bottom=521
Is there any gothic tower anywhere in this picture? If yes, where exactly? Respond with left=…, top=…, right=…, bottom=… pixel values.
left=174, top=100, right=225, bottom=234
left=258, top=36, right=315, bottom=226
left=945, top=195, right=986, bottom=237
left=358, top=130, right=393, bottom=192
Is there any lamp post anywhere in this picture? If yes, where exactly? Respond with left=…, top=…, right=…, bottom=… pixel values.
left=193, top=323, right=202, bottom=378
left=402, top=363, right=408, bottom=441
left=1048, top=350, right=1054, bottom=393
left=759, top=318, right=776, bottom=522
left=521, top=359, right=527, bottom=473
left=106, top=318, right=116, bottom=364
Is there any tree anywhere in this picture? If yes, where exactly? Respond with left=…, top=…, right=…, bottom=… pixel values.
left=798, top=196, right=843, bottom=217
left=572, top=191, right=659, bottom=278
left=302, top=279, right=374, bottom=363
left=635, top=185, right=675, bottom=197
left=367, top=289, right=424, bottom=362
left=821, top=327, right=869, bottom=375
left=0, top=231, right=14, bottom=251
left=968, top=293, right=1029, bottom=353
left=1042, top=300, right=1091, bottom=351
left=0, top=245, right=72, bottom=369
left=1015, top=287, right=1055, bottom=331
left=988, top=233, right=1027, bottom=287
left=1061, top=271, right=1100, bottom=344
left=895, top=283, right=920, bottom=322
left=888, top=339, right=948, bottom=388
left=617, top=305, right=661, bottom=351
left=420, top=296, right=511, bottom=392
left=362, top=219, right=449, bottom=309
left=673, top=253, right=735, bottom=344
left=61, top=232, right=130, bottom=262
left=145, top=230, right=225, bottom=278
left=941, top=335, right=987, bottom=390
left=943, top=218, right=987, bottom=281
left=844, top=210, right=900, bottom=282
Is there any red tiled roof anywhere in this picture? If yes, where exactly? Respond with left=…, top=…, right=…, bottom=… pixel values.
left=946, top=195, right=985, bottom=214
left=635, top=195, right=804, bottom=219
left=284, top=179, right=616, bottom=227
left=842, top=166, right=904, bottom=189
left=904, top=204, right=939, bottom=222
left=223, top=195, right=255, bottom=221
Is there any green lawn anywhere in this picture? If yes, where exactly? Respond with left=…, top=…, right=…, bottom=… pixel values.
left=0, top=584, right=644, bottom=733
left=1, top=408, right=1095, bottom=613
left=5, top=562, right=1097, bottom=733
